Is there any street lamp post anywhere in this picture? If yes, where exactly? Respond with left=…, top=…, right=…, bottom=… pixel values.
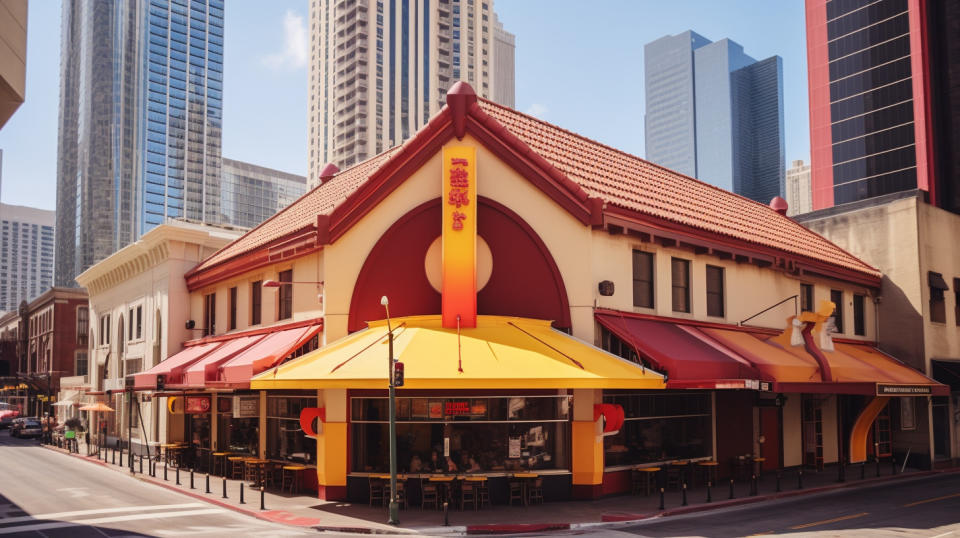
left=380, top=296, right=399, bottom=525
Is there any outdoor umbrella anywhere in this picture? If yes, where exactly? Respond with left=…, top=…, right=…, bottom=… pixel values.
left=51, top=400, right=76, bottom=407
left=79, top=403, right=115, bottom=412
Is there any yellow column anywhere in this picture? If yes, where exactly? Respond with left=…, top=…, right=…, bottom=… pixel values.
left=571, top=389, right=604, bottom=499
left=317, top=388, right=347, bottom=500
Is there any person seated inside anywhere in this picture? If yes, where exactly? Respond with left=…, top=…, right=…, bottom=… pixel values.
left=459, top=451, right=470, bottom=470
left=467, top=456, right=482, bottom=473
left=429, top=450, right=442, bottom=473
left=444, top=455, right=459, bottom=473
left=409, top=454, right=423, bottom=473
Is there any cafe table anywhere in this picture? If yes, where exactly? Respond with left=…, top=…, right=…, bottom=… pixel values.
left=695, top=461, right=719, bottom=487
left=244, top=458, right=270, bottom=487
left=211, top=452, right=232, bottom=477
left=160, top=443, right=186, bottom=467
left=427, top=475, right=456, bottom=508
left=511, top=473, right=539, bottom=506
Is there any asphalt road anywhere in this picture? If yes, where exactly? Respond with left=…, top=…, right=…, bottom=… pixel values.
left=0, top=430, right=317, bottom=537
left=610, top=471, right=960, bottom=537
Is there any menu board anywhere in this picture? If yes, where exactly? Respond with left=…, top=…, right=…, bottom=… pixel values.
left=508, top=437, right=522, bottom=458
left=429, top=400, right=443, bottom=419
left=396, top=398, right=410, bottom=419
left=411, top=399, right=428, bottom=419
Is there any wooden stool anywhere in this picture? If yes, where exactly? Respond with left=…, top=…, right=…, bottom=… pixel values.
left=227, top=456, right=246, bottom=480
left=467, top=477, right=490, bottom=509
left=697, top=461, right=719, bottom=487
left=282, top=465, right=306, bottom=494
left=527, top=477, right=544, bottom=505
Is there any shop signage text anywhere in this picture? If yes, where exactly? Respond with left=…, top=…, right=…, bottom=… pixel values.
left=877, top=384, right=932, bottom=396
left=185, top=396, right=211, bottom=413
left=444, top=401, right=470, bottom=415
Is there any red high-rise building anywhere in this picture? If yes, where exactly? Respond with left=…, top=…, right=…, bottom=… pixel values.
left=805, top=0, right=960, bottom=212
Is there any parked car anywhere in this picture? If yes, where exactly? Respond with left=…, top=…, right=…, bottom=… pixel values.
left=18, top=420, right=42, bottom=439
left=10, top=417, right=37, bottom=437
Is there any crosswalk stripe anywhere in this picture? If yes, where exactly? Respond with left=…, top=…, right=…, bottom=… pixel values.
left=0, top=502, right=206, bottom=526
left=0, top=508, right=226, bottom=535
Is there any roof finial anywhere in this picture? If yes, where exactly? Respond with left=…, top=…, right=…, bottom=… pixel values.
left=446, top=82, right=477, bottom=140
left=769, top=196, right=788, bottom=216
left=319, top=163, right=339, bottom=184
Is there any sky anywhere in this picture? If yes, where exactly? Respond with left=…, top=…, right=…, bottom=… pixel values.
left=0, top=0, right=809, bottom=211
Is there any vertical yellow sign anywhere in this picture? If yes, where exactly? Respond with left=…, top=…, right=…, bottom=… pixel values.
left=441, top=146, right=478, bottom=328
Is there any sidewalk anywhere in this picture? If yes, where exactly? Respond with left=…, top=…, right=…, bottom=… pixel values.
left=44, top=443, right=955, bottom=535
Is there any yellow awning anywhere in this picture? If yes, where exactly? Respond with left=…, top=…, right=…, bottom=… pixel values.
left=251, top=315, right=665, bottom=390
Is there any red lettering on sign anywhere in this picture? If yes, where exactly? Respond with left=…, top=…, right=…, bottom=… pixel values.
left=445, top=401, right=470, bottom=415
left=452, top=211, right=466, bottom=231
left=451, top=158, right=468, bottom=166
left=448, top=188, right=470, bottom=208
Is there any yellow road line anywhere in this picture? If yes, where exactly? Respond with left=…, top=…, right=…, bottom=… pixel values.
left=903, top=492, right=960, bottom=507
left=746, top=532, right=774, bottom=536
left=789, top=512, right=869, bottom=530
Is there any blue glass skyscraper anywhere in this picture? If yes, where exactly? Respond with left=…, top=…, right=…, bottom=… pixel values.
left=644, top=31, right=785, bottom=204
left=55, top=0, right=224, bottom=286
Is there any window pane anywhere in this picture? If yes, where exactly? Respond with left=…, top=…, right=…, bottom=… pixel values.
left=853, top=294, right=866, bottom=336
left=632, top=250, right=654, bottom=308
left=830, top=290, right=844, bottom=333
left=671, top=258, right=690, bottom=313
left=706, top=265, right=724, bottom=317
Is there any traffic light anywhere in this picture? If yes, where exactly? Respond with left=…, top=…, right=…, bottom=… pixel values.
left=393, top=361, right=404, bottom=387
left=156, top=374, right=166, bottom=391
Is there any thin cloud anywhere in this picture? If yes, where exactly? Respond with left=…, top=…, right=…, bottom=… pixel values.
left=525, top=103, right=548, bottom=118
left=260, top=10, right=308, bottom=70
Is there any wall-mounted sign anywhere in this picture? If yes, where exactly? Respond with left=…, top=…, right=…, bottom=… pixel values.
left=232, top=396, right=258, bottom=418
left=445, top=401, right=469, bottom=416
left=441, top=146, right=478, bottom=329
left=429, top=400, right=443, bottom=419
left=185, top=396, right=211, bottom=414
left=877, top=384, right=932, bottom=396
left=217, top=396, right=232, bottom=413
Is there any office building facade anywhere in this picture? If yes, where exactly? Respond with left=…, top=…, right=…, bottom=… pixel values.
left=307, top=0, right=516, bottom=185
left=805, top=0, right=960, bottom=212
left=219, top=159, right=307, bottom=229
left=55, top=0, right=224, bottom=287
left=0, top=204, right=55, bottom=313
left=786, top=159, right=813, bottom=216
left=644, top=31, right=785, bottom=204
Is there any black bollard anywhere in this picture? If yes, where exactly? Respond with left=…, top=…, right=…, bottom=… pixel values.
left=190, top=469, right=195, bottom=489
left=729, top=478, right=735, bottom=499
left=658, top=487, right=665, bottom=510
left=164, top=462, right=168, bottom=481
left=706, top=481, right=712, bottom=503
left=443, top=501, right=449, bottom=526
left=750, top=474, right=757, bottom=496
left=798, top=469, right=803, bottom=489
left=139, top=455, right=143, bottom=474
left=776, top=470, right=781, bottom=492
left=112, top=449, right=116, bottom=465
left=681, top=483, right=688, bottom=506
left=176, top=466, right=181, bottom=486
left=206, top=474, right=211, bottom=494
left=222, top=477, right=228, bottom=499
left=240, top=482, right=245, bottom=504
left=119, top=450, right=122, bottom=467
left=260, top=486, right=265, bottom=510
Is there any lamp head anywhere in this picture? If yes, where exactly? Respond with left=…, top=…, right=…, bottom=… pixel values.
left=380, top=296, right=389, bottom=307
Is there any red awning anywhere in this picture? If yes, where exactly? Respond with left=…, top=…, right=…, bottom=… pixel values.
left=180, top=334, right=266, bottom=388
left=595, top=313, right=763, bottom=389
left=215, top=324, right=322, bottom=387
left=134, top=342, right=221, bottom=390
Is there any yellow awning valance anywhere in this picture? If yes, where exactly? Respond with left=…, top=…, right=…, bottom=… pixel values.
left=251, top=315, right=665, bottom=390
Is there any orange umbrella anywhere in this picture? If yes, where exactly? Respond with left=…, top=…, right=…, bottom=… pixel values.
left=79, top=403, right=115, bottom=412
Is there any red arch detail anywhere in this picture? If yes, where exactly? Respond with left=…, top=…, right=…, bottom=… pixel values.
left=347, top=197, right=571, bottom=333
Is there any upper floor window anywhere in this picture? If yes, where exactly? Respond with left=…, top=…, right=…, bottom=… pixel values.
left=800, top=283, right=814, bottom=313
left=128, top=308, right=135, bottom=340
left=853, top=294, right=866, bottom=336
left=706, top=265, right=724, bottom=318
left=251, top=281, right=263, bottom=325
left=75, top=350, right=88, bottom=377
left=632, top=250, right=654, bottom=309
left=99, top=314, right=111, bottom=347
left=77, top=307, right=89, bottom=347
left=830, top=290, right=844, bottom=333
left=136, top=306, right=142, bottom=339
left=229, top=286, right=238, bottom=331
left=671, top=258, right=691, bottom=313
left=203, top=293, right=216, bottom=336
left=929, top=271, right=948, bottom=323
left=278, top=270, right=293, bottom=320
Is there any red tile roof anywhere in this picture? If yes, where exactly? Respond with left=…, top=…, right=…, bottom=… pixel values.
left=192, top=95, right=879, bottom=282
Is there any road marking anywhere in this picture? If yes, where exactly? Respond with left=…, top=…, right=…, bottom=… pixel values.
left=0, top=508, right=225, bottom=535
left=929, top=532, right=956, bottom=538
left=789, top=512, right=869, bottom=530
left=746, top=532, right=774, bottom=536
left=0, top=503, right=206, bottom=525
left=903, top=493, right=960, bottom=507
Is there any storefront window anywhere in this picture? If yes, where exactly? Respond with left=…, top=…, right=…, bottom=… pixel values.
left=602, top=392, right=712, bottom=468
left=351, top=395, right=571, bottom=473
left=266, top=395, right=317, bottom=464
left=217, top=413, right=258, bottom=455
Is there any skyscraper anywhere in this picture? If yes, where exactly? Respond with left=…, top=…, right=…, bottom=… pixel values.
left=219, top=159, right=307, bottom=229
left=307, top=0, right=515, bottom=186
left=805, top=0, right=960, bottom=213
left=785, top=159, right=813, bottom=216
left=0, top=204, right=55, bottom=313
left=492, top=16, right=515, bottom=109
left=644, top=31, right=785, bottom=204
left=55, top=0, right=224, bottom=286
